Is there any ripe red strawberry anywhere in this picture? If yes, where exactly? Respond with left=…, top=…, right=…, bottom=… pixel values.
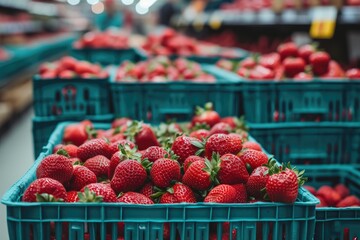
left=118, top=192, right=154, bottom=204
left=189, top=129, right=209, bottom=140
left=346, top=68, right=360, bottom=79
left=283, top=57, right=306, bottom=78
left=109, top=139, right=135, bottom=156
left=66, top=191, right=79, bottom=202
left=171, top=135, right=201, bottom=163
left=112, top=117, right=131, bottom=128
left=204, top=134, right=242, bottom=159
left=316, top=186, right=341, bottom=206
left=84, top=155, right=110, bottom=180
left=277, top=42, right=298, bottom=60
left=80, top=183, right=117, bottom=202
left=59, top=144, right=78, bottom=158
left=159, top=183, right=197, bottom=203
left=182, top=160, right=215, bottom=191
left=109, top=133, right=125, bottom=143
left=238, top=149, right=268, bottom=172
left=110, top=159, right=151, bottom=193
left=23, top=178, right=67, bottom=202
left=220, top=117, right=239, bottom=129
left=36, top=154, right=74, bottom=184
left=246, top=166, right=269, bottom=199
left=294, top=72, right=313, bottom=81
left=183, top=156, right=204, bottom=173
left=303, top=185, right=317, bottom=196
left=139, top=182, right=155, bottom=199
left=208, top=122, right=232, bottom=136
left=69, top=165, right=97, bottom=191
left=316, top=195, right=328, bottom=207
left=141, top=146, right=168, bottom=162
left=232, top=184, right=247, bottom=203
left=125, top=121, right=159, bottom=150
left=77, top=138, right=112, bottom=161
left=336, top=195, right=360, bottom=207
left=298, top=44, right=316, bottom=63
left=309, top=51, right=330, bottom=76
left=150, top=158, right=181, bottom=188
left=334, top=184, right=350, bottom=198
left=216, top=154, right=249, bottom=184
left=192, top=102, right=220, bottom=128
left=265, top=162, right=305, bottom=203
left=242, top=141, right=262, bottom=152
left=63, top=123, right=89, bottom=146
left=108, top=144, right=141, bottom=179
left=204, top=184, right=237, bottom=203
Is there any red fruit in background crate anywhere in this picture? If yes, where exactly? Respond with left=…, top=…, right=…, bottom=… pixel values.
left=336, top=195, right=360, bottom=207
left=189, top=129, right=209, bottom=140
left=80, top=183, right=117, bottom=202
left=171, top=135, right=201, bottom=163
left=112, top=118, right=131, bottom=129
left=293, top=72, right=313, bottom=81
left=204, top=134, right=242, bottom=159
left=346, top=68, right=360, bottom=79
left=283, top=57, right=306, bottom=78
left=298, top=44, right=316, bottom=63
left=83, top=155, right=110, bottom=180
left=158, top=183, right=197, bottom=203
left=208, top=122, right=232, bottom=136
left=182, top=160, right=215, bottom=191
left=246, top=166, right=269, bottom=199
left=60, top=56, right=77, bottom=70
left=183, top=156, right=205, bottom=173
left=320, top=60, right=345, bottom=78
left=141, top=146, right=168, bottom=162
left=118, top=192, right=154, bottom=204
left=125, top=121, right=160, bottom=151
left=216, top=153, right=249, bottom=184
left=192, top=102, right=220, bottom=128
left=316, top=195, right=328, bottom=207
left=334, top=184, right=350, bottom=198
left=69, top=165, right=97, bottom=191
left=77, top=138, right=112, bottom=161
left=309, top=51, right=330, bottom=76
left=150, top=158, right=181, bottom=188
left=277, top=42, right=298, bottom=60
left=59, top=70, right=76, bottom=79
left=23, top=178, right=67, bottom=202
left=240, top=57, right=257, bottom=69
left=303, top=185, right=317, bottom=195
left=36, top=153, right=74, bottom=184
left=249, top=65, right=275, bottom=80
left=238, top=149, right=268, bottom=172
left=317, top=186, right=342, bottom=206
left=204, top=184, right=237, bottom=203
left=63, top=123, right=89, bottom=146
left=259, top=52, right=281, bottom=70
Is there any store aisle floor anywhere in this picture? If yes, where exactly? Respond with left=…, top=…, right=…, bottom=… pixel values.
left=0, top=108, right=34, bottom=240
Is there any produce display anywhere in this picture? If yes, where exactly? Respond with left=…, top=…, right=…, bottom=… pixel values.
left=0, top=48, right=9, bottom=61
left=115, top=56, right=216, bottom=82
left=216, top=42, right=360, bottom=80
left=73, top=31, right=129, bottom=49
left=38, top=56, right=109, bottom=79
left=304, top=184, right=360, bottom=208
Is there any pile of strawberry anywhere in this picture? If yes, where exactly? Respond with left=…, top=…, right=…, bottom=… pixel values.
left=115, top=56, right=215, bottom=83
left=38, top=56, right=109, bottom=79
left=216, top=42, right=360, bottom=80
left=73, top=31, right=129, bottom=49
left=304, top=184, right=360, bottom=208
left=23, top=103, right=306, bottom=207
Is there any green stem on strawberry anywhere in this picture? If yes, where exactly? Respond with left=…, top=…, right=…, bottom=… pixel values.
left=56, top=149, right=70, bottom=158
left=36, top=193, right=64, bottom=202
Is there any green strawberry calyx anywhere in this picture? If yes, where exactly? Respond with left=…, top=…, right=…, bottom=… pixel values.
left=118, top=144, right=142, bottom=161
left=36, top=193, right=64, bottom=202
left=77, top=187, right=103, bottom=203
left=56, top=149, right=70, bottom=158
left=191, top=138, right=206, bottom=156
left=124, top=121, right=143, bottom=142
left=195, top=102, right=214, bottom=116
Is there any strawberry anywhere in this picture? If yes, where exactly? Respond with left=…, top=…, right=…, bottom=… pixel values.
left=22, top=178, right=67, bottom=202
left=232, top=184, right=248, bottom=203
left=298, top=44, right=316, bottom=63
left=240, top=57, right=257, bottom=69
left=183, top=156, right=205, bottom=173
left=59, top=144, right=78, bottom=158
left=110, top=133, right=125, bottom=143
left=112, top=118, right=131, bottom=129
left=208, top=122, right=232, bottom=136
left=204, top=184, right=237, bottom=203
left=303, top=185, right=316, bottom=196
left=346, top=68, right=360, bottom=79
left=242, top=141, right=262, bottom=152
left=61, top=56, right=77, bottom=70
left=259, top=52, right=281, bottom=70
left=158, top=183, right=197, bottom=203
left=109, top=139, right=136, bottom=154
left=63, top=123, right=89, bottom=146
left=316, top=186, right=341, bottom=206
left=36, top=153, right=73, bottom=184
left=189, top=129, right=209, bottom=140
left=69, top=165, right=97, bottom=191
left=118, top=192, right=154, bottom=204
left=316, top=195, right=328, bottom=207
left=309, top=51, right=330, bottom=76
left=171, top=135, right=201, bottom=163
left=83, top=155, right=110, bottom=180
left=336, top=195, right=360, bottom=207
left=334, top=184, right=350, bottom=198
left=277, top=42, right=298, bottom=60
left=141, top=146, right=168, bottom=162
left=192, top=102, right=220, bottom=128
left=139, top=182, right=155, bottom=199
left=238, top=149, right=268, bottom=172
left=203, top=133, right=242, bottom=159
left=59, top=70, right=76, bottom=79
left=125, top=121, right=160, bottom=150
left=77, top=138, right=112, bottom=161
left=246, top=166, right=269, bottom=199
left=150, top=158, right=181, bottom=188
left=283, top=57, right=306, bottom=78
left=182, top=160, right=215, bottom=191
left=320, top=60, right=345, bottom=78
left=216, top=153, right=249, bottom=184
left=109, top=144, right=141, bottom=179
left=80, top=183, right=117, bottom=202
left=110, top=159, right=151, bottom=193
left=66, top=191, right=79, bottom=202
left=293, top=72, right=313, bottom=81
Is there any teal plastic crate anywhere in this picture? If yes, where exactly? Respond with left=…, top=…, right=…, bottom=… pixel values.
left=3, top=121, right=318, bottom=240
left=110, top=65, right=242, bottom=123
left=300, top=165, right=360, bottom=240
left=249, top=122, right=360, bottom=165
left=32, top=115, right=114, bottom=159
left=33, top=75, right=111, bottom=117
left=71, top=48, right=147, bottom=66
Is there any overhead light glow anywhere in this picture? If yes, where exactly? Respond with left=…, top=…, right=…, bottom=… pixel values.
left=138, top=0, right=157, bottom=9
left=87, top=0, right=99, bottom=5
left=67, top=0, right=80, bottom=5
left=92, top=2, right=104, bottom=14
left=135, top=3, right=148, bottom=15
left=121, top=0, right=134, bottom=5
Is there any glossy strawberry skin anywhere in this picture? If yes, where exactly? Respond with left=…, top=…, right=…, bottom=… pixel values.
left=139, top=182, right=155, bottom=199
left=77, top=139, right=112, bottom=161
left=334, top=184, right=350, bottom=198
left=218, top=154, right=249, bottom=184
left=182, top=160, right=212, bottom=191
left=303, top=185, right=316, bottom=195
left=298, top=44, right=315, bottom=63
left=23, top=178, right=67, bottom=202
left=150, top=158, right=181, bottom=188
left=205, top=134, right=242, bottom=159
left=66, top=191, right=79, bottom=202
left=336, top=195, right=360, bottom=207
left=141, top=146, right=168, bottom=162
left=81, top=183, right=117, bottom=202
left=238, top=149, right=268, bottom=172
left=283, top=57, right=306, bottom=78
left=160, top=183, right=197, bottom=203
left=171, top=136, right=201, bottom=163
left=110, top=160, right=147, bottom=193
left=189, top=129, right=209, bottom=140
left=54, top=144, right=78, bottom=158
left=83, top=155, right=110, bottom=180
left=266, top=169, right=299, bottom=203
left=36, top=154, right=74, bottom=184
left=242, top=141, right=262, bottom=152
left=183, top=156, right=205, bottom=173
left=69, top=165, right=97, bottom=191
left=309, top=51, right=330, bottom=76
left=208, top=122, right=231, bottom=136
left=246, top=166, right=269, bottom=199
left=192, top=110, right=220, bottom=128
left=63, top=124, right=88, bottom=146
left=135, top=125, right=160, bottom=151
left=204, top=184, right=237, bottom=203
left=232, top=184, right=248, bottom=203
left=277, top=42, right=298, bottom=60
left=118, top=192, right=154, bottom=204
left=316, top=186, right=341, bottom=206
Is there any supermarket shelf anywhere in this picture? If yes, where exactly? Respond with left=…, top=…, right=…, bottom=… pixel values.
left=0, top=1, right=59, bottom=16
left=0, top=21, right=42, bottom=34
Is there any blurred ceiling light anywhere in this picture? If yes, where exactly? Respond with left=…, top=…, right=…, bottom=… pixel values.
left=87, top=0, right=99, bottom=5
left=138, top=0, right=157, bottom=9
left=92, top=1, right=104, bottom=14
left=121, top=0, right=134, bottom=5
left=135, top=3, right=148, bottom=15
left=67, top=0, right=80, bottom=5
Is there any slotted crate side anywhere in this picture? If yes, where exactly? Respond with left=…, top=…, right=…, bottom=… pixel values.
left=32, top=115, right=114, bottom=158
left=299, top=165, right=360, bottom=240
left=3, top=122, right=318, bottom=240
left=347, top=82, right=360, bottom=122
left=33, top=77, right=111, bottom=117
left=249, top=123, right=360, bottom=165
